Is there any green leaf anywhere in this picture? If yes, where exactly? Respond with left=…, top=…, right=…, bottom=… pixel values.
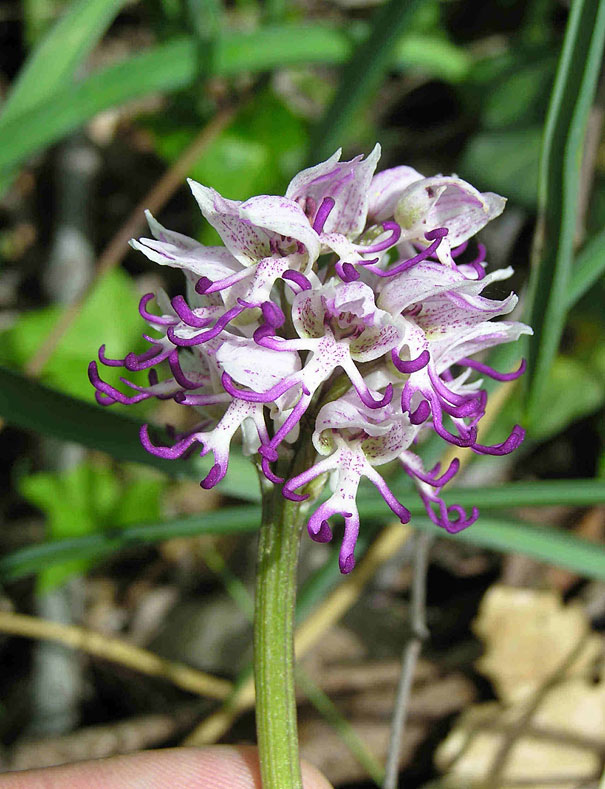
left=2, top=269, right=144, bottom=401
left=525, top=0, right=605, bottom=422
left=481, top=57, right=555, bottom=129
left=567, top=226, right=605, bottom=306
left=413, top=514, right=605, bottom=583
left=308, top=0, right=424, bottom=162
left=1, top=0, right=127, bottom=124
left=394, top=34, right=472, bottom=83
left=18, top=461, right=165, bottom=591
left=0, top=505, right=262, bottom=583
left=0, top=365, right=260, bottom=498
left=4, top=479, right=605, bottom=584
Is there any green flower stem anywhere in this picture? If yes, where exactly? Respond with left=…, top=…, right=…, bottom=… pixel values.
left=254, top=468, right=306, bottom=789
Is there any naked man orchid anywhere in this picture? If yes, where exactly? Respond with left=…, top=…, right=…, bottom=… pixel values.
left=89, top=145, right=532, bottom=574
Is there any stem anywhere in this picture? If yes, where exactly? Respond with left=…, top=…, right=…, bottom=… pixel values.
left=383, top=531, right=432, bottom=789
left=254, top=471, right=306, bottom=789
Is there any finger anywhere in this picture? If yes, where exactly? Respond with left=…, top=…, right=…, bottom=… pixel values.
left=0, top=745, right=334, bottom=789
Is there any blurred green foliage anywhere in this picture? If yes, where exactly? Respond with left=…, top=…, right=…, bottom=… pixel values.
left=19, top=461, right=165, bottom=591
left=0, top=270, right=146, bottom=401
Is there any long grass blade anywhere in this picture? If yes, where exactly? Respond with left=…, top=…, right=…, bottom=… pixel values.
left=525, top=0, right=605, bottom=421
left=567, top=226, right=605, bottom=306
left=413, top=514, right=605, bottom=582
left=0, top=0, right=127, bottom=124
left=4, top=479, right=605, bottom=582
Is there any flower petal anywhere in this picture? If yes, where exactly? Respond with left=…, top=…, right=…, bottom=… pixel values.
left=239, top=195, right=320, bottom=265
left=395, top=175, right=506, bottom=246
left=367, top=165, right=424, bottom=223
left=286, top=144, right=381, bottom=237
left=188, top=180, right=272, bottom=265
left=216, top=334, right=301, bottom=392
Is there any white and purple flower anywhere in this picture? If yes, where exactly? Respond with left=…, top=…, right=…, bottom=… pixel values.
left=89, top=145, right=531, bottom=573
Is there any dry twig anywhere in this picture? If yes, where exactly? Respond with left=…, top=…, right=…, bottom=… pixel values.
left=0, top=610, right=232, bottom=700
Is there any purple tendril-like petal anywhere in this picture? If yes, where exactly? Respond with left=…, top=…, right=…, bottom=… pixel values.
left=464, top=243, right=487, bottom=279
left=460, top=357, right=526, bottom=382
left=88, top=362, right=150, bottom=405
left=168, top=351, right=203, bottom=390
left=195, top=267, right=252, bottom=295
left=282, top=270, right=312, bottom=292
left=355, top=221, right=401, bottom=254
left=405, top=457, right=460, bottom=487
left=139, top=424, right=201, bottom=459
left=98, top=344, right=125, bottom=368
left=261, top=301, right=285, bottom=328
left=139, top=293, right=177, bottom=326
left=261, top=455, right=284, bottom=484
left=171, top=296, right=214, bottom=329
left=262, top=387, right=311, bottom=454
left=335, top=261, right=360, bottom=282
left=174, top=391, right=230, bottom=406
left=390, top=348, right=430, bottom=374
left=451, top=241, right=468, bottom=259
left=365, top=466, right=411, bottom=523
left=357, top=382, right=393, bottom=409
left=221, top=372, right=301, bottom=403
left=370, top=227, right=449, bottom=278
left=427, top=392, right=477, bottom=447
left=313, top=521, right=334, bottom=544
left=312, top=196, right=335, bottom=234
left=472, top=424, right=525, bottom=456
left=201, top=462, right=222, bottom=489
left=409, top=399, right=430, bottom=425
left=168, top=304, right=245, bottom=346
left=124, top=341, right=171, bottom=372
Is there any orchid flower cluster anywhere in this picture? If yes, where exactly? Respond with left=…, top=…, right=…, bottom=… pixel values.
left=89, top=145, right=532, bottom=574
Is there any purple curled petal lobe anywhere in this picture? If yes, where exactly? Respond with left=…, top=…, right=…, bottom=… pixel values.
left=259, top=445, right=279, bottom=462
left=472, top=425, right=525, bottom=456
left=441, top=505, right=479, bottom=533
left=201, top=463, right=223, bottom=489
left=195, top=276, right=212, bottom=294
left=221, top=372, right=299, bottom=403
left=335, top=261, right=360, bottom=282
left=451, top=241, right=468, bottom=258
left=261, top=456, right=284, bottom=485
left=355, top=382, right=393, bottom=410
left=409, top=399, right=430, bottom=425
left=139, top=293, right=177, bottom=326
left=168, top=351, right=203, bottom=390
left=309, top=519, right=333, bottom=544
left=282, top=486, right=309, bottom=502
left=261, top=301, right=285, bottom=328
left=461, top=357, right=526, bottom=382
left=339, top=553, right=356, bottom=574
left=171, top=296, right=213, bottom=329
left=139, top=424, right=201, bottom=459
left=98, top=345, right=125, bottom=367
left=356, top=221, right=401, bottom=254
left=282, top=270, right=312, bottom=291
left=391, top=348, right=430, bottom=374
left=373, top=226, right=448, bottom=278
left=312, top=196, right=335, bottom=234
left=88, top=362, right=149, bottom=405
